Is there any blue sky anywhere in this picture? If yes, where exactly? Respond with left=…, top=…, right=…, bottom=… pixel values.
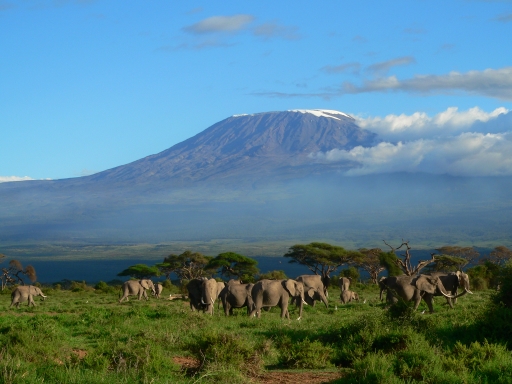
left=1, top=0, right=512, bottom=181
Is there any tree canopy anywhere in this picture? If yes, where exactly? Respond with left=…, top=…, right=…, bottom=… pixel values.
left=117, top=264, right=160, bottom=279
left=1, top=259, right=37, bottom=290
left=427, top=255, right=467, bottom=272
left=156, top=251, right=213, bottom=282
left=206, top=252, right=259, bottom=282
left=355, top=248, right=385, bottom=283
left=285, top=242, right=361, bottom=286
left=435, top=246, right=479, bottom=268
left=487, top=246, right=512, bottom=266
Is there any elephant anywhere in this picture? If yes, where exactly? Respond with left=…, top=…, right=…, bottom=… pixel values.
left=202, top=279, right=225, bottom=315
left=428, top=271, right=472, bottom=308
left=378, top=274, right=461, bottom=313
left=186, top=277, right=208, bottom=311
left=296, top=275, right=328, bottom=308
left=219, top=280, right=255, bottom=316
left=10, top=285, right=46, bottom=308
left=119, top=279, right=155, bottom=303
left=153, top=283, right=163, bottom=299
left=339, top=277, right=352, bottom=292
left=249, top=279, right=306, bottom=320
left=340, top=289, right=359, bottom=304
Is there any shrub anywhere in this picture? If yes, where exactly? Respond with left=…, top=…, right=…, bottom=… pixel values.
left=493, top=260, right=512, bottom=308
left=339, top=267, right=360, bottom=281
left=277, top=337, right=333, bottom=369
left=257, top=270, right=288, bottom=281
left=70, top=281, right=93, bottom=292
left=187, top=330, right=264, bottom=377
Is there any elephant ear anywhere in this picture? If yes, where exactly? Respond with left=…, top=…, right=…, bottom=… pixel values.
left=284, top=279, right=297, bottom=297
left=415, top=276, right=436, bottom=294
left=306, top=288, right=315, bottom=299
left=139, top=279, right=149, bottom=289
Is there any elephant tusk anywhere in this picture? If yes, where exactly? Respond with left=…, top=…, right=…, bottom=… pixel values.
left=302, top=299, right=308, bottom=305
left=201, top=298, right=206, bottom=304
left=439, top=290, right=457, bottom=299
left=211, top=298, right=214, bottom=304
left=297, top=316, right=301, bottom=321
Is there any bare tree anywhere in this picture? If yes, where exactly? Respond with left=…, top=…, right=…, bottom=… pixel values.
left=383, top=240, right=435, bottom=276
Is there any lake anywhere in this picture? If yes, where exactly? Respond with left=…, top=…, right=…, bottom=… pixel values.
left=29, top=256, right=314, bottom=284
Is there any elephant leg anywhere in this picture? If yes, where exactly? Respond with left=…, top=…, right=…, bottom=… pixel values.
left=279, top=304, right=286, bottom=319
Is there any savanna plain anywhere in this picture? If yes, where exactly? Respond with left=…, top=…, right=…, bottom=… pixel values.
left=1, top=274, right=512, bottom=384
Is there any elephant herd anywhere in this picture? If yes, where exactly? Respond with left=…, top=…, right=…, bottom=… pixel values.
left=186, top=275, right=360, bottom=320
left=7, top=271, right=472, bottom=317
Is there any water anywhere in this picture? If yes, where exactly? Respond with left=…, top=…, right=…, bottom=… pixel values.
left=22, top=250, right=441, bottom=284
left=29, top=256, right=313, bottom=284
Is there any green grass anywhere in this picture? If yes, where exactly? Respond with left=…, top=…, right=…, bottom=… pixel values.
left=0, top=284, right=511, bottom=383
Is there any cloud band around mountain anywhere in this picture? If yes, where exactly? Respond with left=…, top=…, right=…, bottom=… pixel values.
left=0, top=176, right=34, bottom=183
left=311, top=107, right=512, bottom=177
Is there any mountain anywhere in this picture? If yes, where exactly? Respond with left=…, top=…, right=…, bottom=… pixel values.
left=85, top=109, right=376, bottom=185
left=1, top=109, right=512, bottom=250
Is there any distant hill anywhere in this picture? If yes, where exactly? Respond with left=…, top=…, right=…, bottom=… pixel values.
left=1, top=109, right=511, bottom=250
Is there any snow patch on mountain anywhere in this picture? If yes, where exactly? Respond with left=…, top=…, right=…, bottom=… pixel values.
left=290, top=109, right=353, bottom=120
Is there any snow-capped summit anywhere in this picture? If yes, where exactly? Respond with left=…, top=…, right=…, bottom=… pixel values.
left=288, top=109, right=353, bottom=120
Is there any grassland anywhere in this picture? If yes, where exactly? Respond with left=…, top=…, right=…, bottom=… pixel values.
left=0, top=282, right=511, bottom=383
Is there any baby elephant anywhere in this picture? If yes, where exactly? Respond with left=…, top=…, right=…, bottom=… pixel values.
left=340, top=290, right=359, bottom=304
left=153, top=283, right=163, bottom=299
left=11, top=285, right=47, bottom=308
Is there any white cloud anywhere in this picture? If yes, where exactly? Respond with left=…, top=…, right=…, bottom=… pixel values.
left=312, top=132, right=512, bottom=176
left=0, top=176, right=34, bottom=183
left=311, top=107, right=512, bottom=176
left=342, top=67, right=512, bottom=100
left=183, top=15, right=255, bottom=34
left=355, top=106, right=509, bottom=141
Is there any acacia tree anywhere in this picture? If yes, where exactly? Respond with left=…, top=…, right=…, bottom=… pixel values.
left=1, top=259, right=37, bottom=290
left=383, top=240, right=435, bottom=276
left=206, top=252, right=259, bottom=282
left=487, top=246, right=512, bottom=266
left=285, top=242, right=361, bottom=288
left=435, top=246, right=479, bottom=269
left=117, top=264, right=160, bottom=280
left=427, top=255, right=467, bottom=272
left=156, top=251, right=213, bottom=283
left=356, top=248, right=385, bottom=284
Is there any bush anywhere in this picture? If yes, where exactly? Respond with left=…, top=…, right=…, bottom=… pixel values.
left=257, top=270, right=288, bottom=281
left=493, top=260, right=512, bottom=308
left=70, top=281, right=93, bottom=292
left=94, top=281, right=116, bottom=293
left=339, top=267, right=360, bottom=281
left=277, top=337, right=333, bottom=369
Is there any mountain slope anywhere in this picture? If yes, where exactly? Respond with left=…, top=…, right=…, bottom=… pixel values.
left=85, top=109, right=376, bottom=185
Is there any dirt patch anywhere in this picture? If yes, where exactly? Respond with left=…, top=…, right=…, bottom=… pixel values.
left=172, top=357, right=342, bottom=383
left=254, top=371, right=342, bottom=383
left=172, top=356, right=202, bottom=376
left=72, top=349, right=87, bottom=360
